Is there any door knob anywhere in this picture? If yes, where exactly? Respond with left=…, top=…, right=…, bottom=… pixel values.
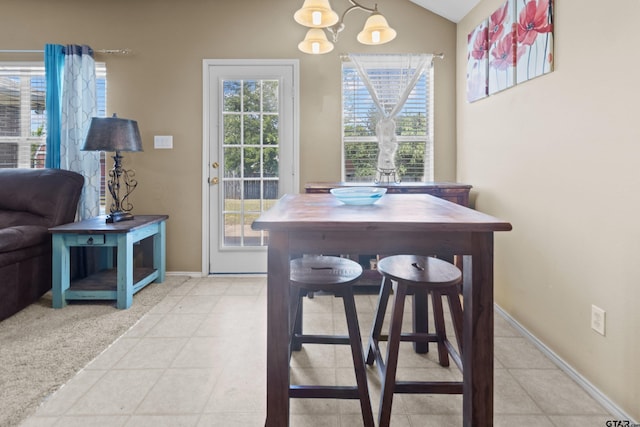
left=210, top=177, right=219, bottom=185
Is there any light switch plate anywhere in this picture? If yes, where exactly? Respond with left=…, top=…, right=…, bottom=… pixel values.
left=154, top=135, right=173, bottom=149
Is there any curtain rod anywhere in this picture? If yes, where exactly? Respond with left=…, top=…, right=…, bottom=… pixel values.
left=0, top=49, right=133, bottom=55
left=341, top=52, right=444, bottom=61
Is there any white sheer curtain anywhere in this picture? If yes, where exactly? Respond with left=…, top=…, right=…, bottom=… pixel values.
left=60, top=45, right=100, bottom=220
left=348, top=53, right=432, bottom=182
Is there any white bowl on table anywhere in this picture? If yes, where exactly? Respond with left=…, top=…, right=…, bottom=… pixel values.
left=329, top=187, right=387, bottom=205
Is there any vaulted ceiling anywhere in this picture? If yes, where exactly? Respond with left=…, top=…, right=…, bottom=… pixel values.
left=409, top=0, right=481, bottom=22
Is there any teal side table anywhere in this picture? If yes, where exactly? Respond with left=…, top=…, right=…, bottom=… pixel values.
left=49, top=215, right=168, bottom=309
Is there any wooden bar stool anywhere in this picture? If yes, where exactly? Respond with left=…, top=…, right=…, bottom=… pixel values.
left=289, top=255, right=374, bottom=427
left=366, top=255, right=464, bottom=427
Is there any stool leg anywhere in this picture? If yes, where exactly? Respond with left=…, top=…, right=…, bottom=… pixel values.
left=446, top=288, right=464, bottom=357
left=290, top=287, right=304, bottom=352
left=378, top=280, right=408, bottom=427
left=342, top=288, right=375, bottom=427
left=431, top=290, right=450, bottom=367
left=367, top=276, right=393, bottom=365
left=412, top=290, right=429, bottom=354
left=454, top=254, right=463, bottom=294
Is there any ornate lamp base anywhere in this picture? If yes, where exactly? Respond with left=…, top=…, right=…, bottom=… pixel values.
left=106, top=211, right=135, bottom=223
left=104, top=150, right=138, bottom=224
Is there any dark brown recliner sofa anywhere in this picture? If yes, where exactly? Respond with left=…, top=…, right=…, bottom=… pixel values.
left=0, top=168, right=83, bottom=321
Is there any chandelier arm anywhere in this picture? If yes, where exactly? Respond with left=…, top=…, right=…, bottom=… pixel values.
left=348, top=0, right=377, bottom=14
left=327, top=0, right=378, bottom=42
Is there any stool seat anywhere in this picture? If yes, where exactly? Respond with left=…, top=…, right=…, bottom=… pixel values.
left=376, top=255, right=462, bottom=287
left=367, top=255, right=464, bottom=427
left=289, top=255, right=374, bottom=427
left=290, top=255, right=363, bottom=289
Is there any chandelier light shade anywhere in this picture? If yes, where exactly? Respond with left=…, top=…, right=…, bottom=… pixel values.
left=294, top=0, right=396, bottom=54
left=294, top=0, right=339, bottom=28
left=298, top=28, right=335, bottom=54
left=357, top=12, right=397, bottom=45
left=82, top=113, right=143, bottom=223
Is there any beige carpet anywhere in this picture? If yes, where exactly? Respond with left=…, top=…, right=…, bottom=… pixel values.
left=0, top=275, right=190, bottom=427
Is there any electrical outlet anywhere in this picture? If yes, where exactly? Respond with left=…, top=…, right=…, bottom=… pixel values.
left=591, top=305, right=606, bottom=336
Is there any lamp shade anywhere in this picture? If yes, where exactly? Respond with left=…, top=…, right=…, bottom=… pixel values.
left=294, top=0, right=339, bottom=28
left=82, top=114, right=143, bottom=152
left=357, top=13, right=397, bottom=45
left=298, top=28, right=334, bottom=54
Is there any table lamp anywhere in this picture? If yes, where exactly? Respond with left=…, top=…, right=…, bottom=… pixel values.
left=82, top=113, right=143, bottom=223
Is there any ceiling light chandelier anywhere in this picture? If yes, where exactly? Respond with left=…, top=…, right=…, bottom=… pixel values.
left=294, top=0, right=397, bottom=54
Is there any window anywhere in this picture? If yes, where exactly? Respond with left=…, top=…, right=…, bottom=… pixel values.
left=0, top=62, right=107, bottom=204
left=342, top=59, right=433, bottom=182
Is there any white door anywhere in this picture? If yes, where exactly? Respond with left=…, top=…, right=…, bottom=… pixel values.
left=203, top=60, right=299, bottom=274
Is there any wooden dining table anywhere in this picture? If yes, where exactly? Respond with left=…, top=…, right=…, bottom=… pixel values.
left=252, top=192, right=512, bottom=426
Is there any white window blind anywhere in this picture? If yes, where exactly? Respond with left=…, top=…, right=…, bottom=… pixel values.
left=342, top=59, right=433, bottom=182
left=0, top=62, right=107, bottom=202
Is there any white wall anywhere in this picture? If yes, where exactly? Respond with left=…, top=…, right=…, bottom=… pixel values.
left=457, top=0, right=640, bottom=420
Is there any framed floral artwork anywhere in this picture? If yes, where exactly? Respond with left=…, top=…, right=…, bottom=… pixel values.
left=466, top=20, right=489, bottom=102
left=516, top=0, right=554, bottom=84
left=466, top=0, right=554, bottom=102
left=488, top=0, right=516, bottom=95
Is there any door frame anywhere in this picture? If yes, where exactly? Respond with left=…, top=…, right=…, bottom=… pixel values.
left=201, top=59, right=300, bottom=276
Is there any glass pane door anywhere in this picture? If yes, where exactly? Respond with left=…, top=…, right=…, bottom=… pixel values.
left=205, top=61, right=297, bottom=274
left=221, top=78, right=280, bottom=247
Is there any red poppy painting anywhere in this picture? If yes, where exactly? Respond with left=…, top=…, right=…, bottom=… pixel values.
left=488, top=0, right=516, bottom=94
left=466, top=20, right=489, bottom=102
left=466, top=0, right=554, bottom=102
left=516, top=0, right=554, bottom=83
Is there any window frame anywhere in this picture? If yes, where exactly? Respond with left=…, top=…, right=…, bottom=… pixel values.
left=0, top=61, right=107, bottom=207
left=340, top=58, right=434, bottom=183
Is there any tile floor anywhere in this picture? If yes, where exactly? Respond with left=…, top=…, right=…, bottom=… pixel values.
left=21, top=276, right=614, bottom=427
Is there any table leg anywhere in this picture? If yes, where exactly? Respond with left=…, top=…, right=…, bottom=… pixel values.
left=52, top=234, right=70, bottom=308
left=154, top=220, right=166, bottom=283
left=462, top=232, right=494, bottom=427
left=265, top=231, right=291, bottom=427
left=116, top=232, right=134, bottom=309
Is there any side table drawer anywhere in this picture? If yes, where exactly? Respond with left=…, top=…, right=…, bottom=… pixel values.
left=76, top=234, right=105, bottom=245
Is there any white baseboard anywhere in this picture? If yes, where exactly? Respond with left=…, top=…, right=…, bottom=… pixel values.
left=206, top=273, right=267, bottom=278
left=495, top=304, right=637, bottom=423
left=165, top=271, right=268, bottom=278
left=166, top=271, right=203, bottom=278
